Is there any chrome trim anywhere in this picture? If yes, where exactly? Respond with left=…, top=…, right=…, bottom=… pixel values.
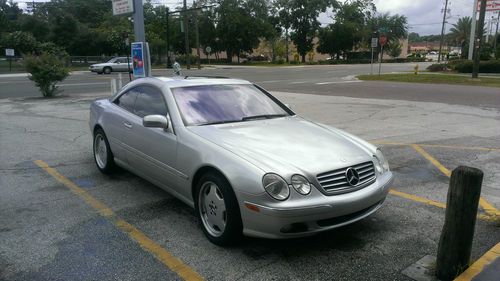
left=316, top=161, right=376, bottom=195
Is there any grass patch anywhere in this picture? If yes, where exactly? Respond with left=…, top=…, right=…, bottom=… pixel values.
left=358, top=73, right=500, bottom=88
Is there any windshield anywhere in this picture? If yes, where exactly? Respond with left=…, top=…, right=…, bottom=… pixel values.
left=172, top=84, right=292, bottom=126
left=107, top=58, right=117, bottom=63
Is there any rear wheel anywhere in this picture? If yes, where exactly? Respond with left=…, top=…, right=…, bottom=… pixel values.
left=195, top=173, right=243, bottom=246
left=103, top=67, right=112, bottom=74
left=93, top=128, right=116, bottom=174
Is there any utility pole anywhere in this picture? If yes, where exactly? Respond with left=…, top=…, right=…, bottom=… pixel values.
left=194, top=1, right=201, bottom=69
left=494, top=11, right=500, bottom=59
left=183, top=0, right=191, bottom=69
left=438, top=0, right=449, bottom=63
left=469, top=0, right=479, bottom=60
left=473, top=0, right=488, bottom=78
left=133, top=0, right=146, bottom=42
left=166, top=7, right=171, bottom=68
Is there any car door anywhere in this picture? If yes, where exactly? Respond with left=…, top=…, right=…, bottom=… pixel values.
left=116, top=58, right=129, bottom=71
left=104, top=88, right=139, bottom=165
left=125, top=85, right=180, bottom=193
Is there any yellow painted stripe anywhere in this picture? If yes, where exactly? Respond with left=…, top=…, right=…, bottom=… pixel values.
left=411, top=145, right=500, bottom=219
left=389, top=189, right=446, bottom=209
left=454, top=243, right=500, bottom=281
left=372, top=141, right=500, bottom=152
left=411, top=144, right=452, bottom=177
left=388, top=189, right=497, bottom=222
left=34, top=160, right=204, bottom=281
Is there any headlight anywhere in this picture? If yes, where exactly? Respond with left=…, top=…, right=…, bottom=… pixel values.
left=262, top=173, right=290, bottom=201
left=374, top=149, right=389, bottom=173
left=291, top=174, right=311, bottom=195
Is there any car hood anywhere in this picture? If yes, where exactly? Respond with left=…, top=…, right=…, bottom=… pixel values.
left=188, top=117, right=374, bottom=178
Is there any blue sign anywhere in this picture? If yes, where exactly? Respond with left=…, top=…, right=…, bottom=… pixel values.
left=131, top=42, right=145, bottom=78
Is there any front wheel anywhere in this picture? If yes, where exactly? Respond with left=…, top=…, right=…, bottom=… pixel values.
left=195, top=173, right=243, bottom=246
left=93, top=128, right=116, bottom=174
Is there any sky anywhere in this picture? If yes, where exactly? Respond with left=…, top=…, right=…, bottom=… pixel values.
left=12, top=0, right=500, bottom=36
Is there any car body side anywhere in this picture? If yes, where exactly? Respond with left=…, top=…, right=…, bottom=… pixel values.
left=90, top=77, right=393, bottom=239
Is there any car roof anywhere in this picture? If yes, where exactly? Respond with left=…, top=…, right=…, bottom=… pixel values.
left=155, top=76, right=252, bottom=88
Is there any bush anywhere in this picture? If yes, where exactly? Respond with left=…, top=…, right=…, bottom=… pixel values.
left=24, top=52, right=69, bottom=97
left=427, top=64, right=448, bottom=72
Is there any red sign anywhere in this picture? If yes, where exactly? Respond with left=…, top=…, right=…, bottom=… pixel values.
left=477, top=0, right=500, bottom=11
left=379, top=35, right=387, bottom=46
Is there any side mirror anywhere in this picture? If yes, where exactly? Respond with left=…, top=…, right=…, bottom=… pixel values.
left=143, top=115, right=169, bottom=129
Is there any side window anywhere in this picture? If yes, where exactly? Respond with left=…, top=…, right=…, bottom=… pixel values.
left=115, top=89, right=138, bottom=113
left=134, top=86, right=168, bottom=118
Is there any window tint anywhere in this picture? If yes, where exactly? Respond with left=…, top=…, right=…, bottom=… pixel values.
left=172, top=84, right=289, bottom=126
left=115, top=89, right=138, bottom=112
left=134, top=86, right=168, bottom=118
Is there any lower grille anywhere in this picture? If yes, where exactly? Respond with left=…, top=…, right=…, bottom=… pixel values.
left=316, top=161, right=376, bottom=194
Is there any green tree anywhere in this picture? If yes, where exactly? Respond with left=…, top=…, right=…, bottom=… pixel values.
left=408, top=32, right=420, bottom=42
left=0, top=31, right=38, bottom=55
left=317, top=0, right=373, bottom=60
left=213, top=0, right=273, bottom=63
left=449, top=17, right=471, bottom=59
left=284, top=0, right=338, bottom=62
left=386, top=40, right=402, bottom=58
left=0, top=0, right=22, bottom=34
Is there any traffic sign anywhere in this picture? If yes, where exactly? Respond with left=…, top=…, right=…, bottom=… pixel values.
left=5, top=49, right=14, bottom=57
left=112, top=0, right=134, bottom=16
left=379, top=35, right=387, bottom=46
left=477, top=0, right=500, bottom=11
left=371, top=38, right=378, bottom=48
left=205, top=46, right=212, bottom=53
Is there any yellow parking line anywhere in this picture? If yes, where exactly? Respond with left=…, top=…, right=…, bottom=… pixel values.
left=389, top=189, right=446, bottom=209
left=410, top=145, right=500, bottom=219
left=33, top=160, right=204, bottom=281
left=454, top=243, right=500, bottom=281
left=372, top=141, right=500, bottom=152
left=388, top=189, right=495, bottom=222
left=411, top=144, right=452, bottom=177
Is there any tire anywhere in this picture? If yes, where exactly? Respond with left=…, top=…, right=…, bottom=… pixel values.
left=103, top=67, right=112, bottom=74
left=195, top=173, right=243, bottom=246
left=93, top=128, right=116, bottom=174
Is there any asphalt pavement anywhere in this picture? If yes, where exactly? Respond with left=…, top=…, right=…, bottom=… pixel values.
left=1, top=63, right=499, bottom=280
left=1, top=62, right=499, bottom=108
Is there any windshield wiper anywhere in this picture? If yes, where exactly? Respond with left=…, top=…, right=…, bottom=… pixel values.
left=198, top=119, right=242, bottom=126
left=241, top=114, right=287, bottom=121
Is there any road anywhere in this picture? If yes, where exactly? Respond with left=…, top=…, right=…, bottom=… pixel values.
left=2, top=63, right=500, bottom=108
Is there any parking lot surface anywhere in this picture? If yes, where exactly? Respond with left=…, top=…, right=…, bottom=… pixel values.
left=1, top=66, right=499, bottom=280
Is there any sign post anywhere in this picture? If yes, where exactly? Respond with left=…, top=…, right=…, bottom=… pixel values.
left=5, top=49, right=14, bottom=72
left=371, top=38, right=378, bottom=75
left=205, top=46, right=212, bottom=65
left=378, top=34, right=387, bottom=76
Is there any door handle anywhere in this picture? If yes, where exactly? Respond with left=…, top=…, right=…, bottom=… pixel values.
left=124, top=122, right=132, bottom=129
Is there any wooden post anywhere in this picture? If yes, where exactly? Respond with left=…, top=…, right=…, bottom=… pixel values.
left=436, top=166, right=483, bottom=281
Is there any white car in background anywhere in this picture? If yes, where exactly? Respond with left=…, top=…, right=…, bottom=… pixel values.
left=89, top=57, right=132, bottom=74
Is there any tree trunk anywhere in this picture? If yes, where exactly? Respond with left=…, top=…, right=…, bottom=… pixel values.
left=226, top=50, right=233, bottom=63
left=301, top=54, right=306, bottom=63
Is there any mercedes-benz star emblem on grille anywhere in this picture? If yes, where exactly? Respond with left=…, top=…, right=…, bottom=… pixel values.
left=345, top=167, right=360, bottom=186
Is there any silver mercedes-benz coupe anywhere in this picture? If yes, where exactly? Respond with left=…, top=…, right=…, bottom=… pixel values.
left=89, top=76, right=393, bottom=246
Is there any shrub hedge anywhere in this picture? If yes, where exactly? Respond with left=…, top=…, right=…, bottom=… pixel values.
left=451, top=60, right=500, bottom=73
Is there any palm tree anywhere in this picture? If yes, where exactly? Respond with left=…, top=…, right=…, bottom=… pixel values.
left=449, top=17, right=471, bottom=58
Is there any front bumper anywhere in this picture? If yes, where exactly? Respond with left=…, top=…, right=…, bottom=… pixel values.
left=240, top=171, right=393, bottom=239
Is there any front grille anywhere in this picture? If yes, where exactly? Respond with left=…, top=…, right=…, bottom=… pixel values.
left=316, top=161, right=376, bottom=194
